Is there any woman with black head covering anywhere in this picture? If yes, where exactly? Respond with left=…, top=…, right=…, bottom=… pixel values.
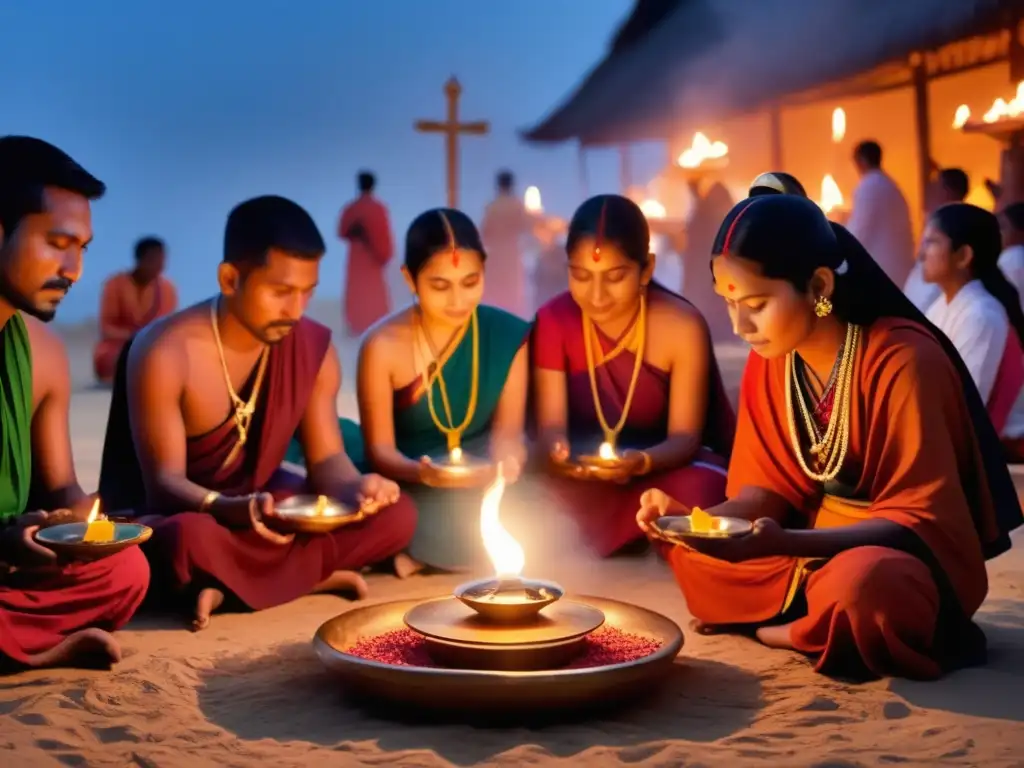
left=532, top=194, right=736, bottom=557
left=921, top=203, right=1024, bottom=453
left=638, top=180, right=1022, bottom=680
left=288, top=208, right=531, bottom=572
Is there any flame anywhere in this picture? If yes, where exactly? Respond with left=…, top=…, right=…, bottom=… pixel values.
left=524, top=186, right=543, bottom=214
left=640, top=199, right=666, bottom=219
left=983, top=82, right=1024, bottom=123
left=831, top=108, right=846, bottom=143
left=598, top=441, right=617, bottom=460
left=677, top=132, right=729, bottom=168
left=818, top=175, right=845, bottom=213
left=953, top=104, right=971, bottom=129
left=480, top=465, right=524, bottom=578
left=449, top=446, right=463, bottom=464
left=85, top=498, right=101, bottom=524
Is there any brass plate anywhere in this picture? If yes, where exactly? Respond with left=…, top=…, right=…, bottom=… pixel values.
left=35, top=522, right=152, bottom=562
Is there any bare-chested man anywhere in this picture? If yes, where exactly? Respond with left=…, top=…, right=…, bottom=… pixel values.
left=0, top=136, right=150, bottom=671
left=98, top=195, right=417, bottom=630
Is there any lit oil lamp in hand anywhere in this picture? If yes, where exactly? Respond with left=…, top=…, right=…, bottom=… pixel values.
left=82, top=499, right=115, bottom=543
left=421, top=435, right=496, bottom=489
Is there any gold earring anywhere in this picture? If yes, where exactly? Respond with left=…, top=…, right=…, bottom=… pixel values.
left=814, top=296, right=833, bottom=318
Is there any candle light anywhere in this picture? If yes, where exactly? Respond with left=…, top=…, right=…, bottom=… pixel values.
left=524, top=186, right=543, bottom=214
left=82, top=499, right=115, bottom=543
left=597, top=441, right=617, bottom=461
left=449, top=446, right=463, bottom=464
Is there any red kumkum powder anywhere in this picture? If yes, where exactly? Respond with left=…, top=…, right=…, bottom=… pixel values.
left=346, top=626, right=660, bottom=668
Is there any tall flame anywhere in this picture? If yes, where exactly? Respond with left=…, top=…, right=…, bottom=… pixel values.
left=85, top=498, right=101, bottom=524
left=480, top=466, right=524, bottom=578
left=831, top=108, right=846, bottom=143
left=677, top=132, right=729, bottom=168
left=524, top=186, right=543, bottom=213
left=819, top=175, right=844, bottom=213
left=952, top=104, right=971, bottom=129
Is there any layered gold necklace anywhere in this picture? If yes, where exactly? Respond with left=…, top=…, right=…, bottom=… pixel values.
left=784, top=322, right=861, bottom=483
left=210, top=298, right=269, bottom=455
left=582, top=294, right=647, bottom=450
left=415, top=308, right=480, bottom=452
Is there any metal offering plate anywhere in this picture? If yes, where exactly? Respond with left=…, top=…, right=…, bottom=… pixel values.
left=454, top=577, right=565, bottom=623
left=652, top=514, right=753, bottom=543
left=35, top=522, right=152, bottom=562
left=270, top=495, right=367, bottom=534
left=421, top=452, right=496, bottom=489
left=552, top=455, right=630, bottom=483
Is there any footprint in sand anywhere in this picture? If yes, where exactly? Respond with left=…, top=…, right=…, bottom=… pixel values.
left=92, top=725, right=142, bottom=744
left=799, top=695, right=841, bottom=712
left=882, top=701, right=913, bottom=720
left=14, top=712, right=51, bottom=726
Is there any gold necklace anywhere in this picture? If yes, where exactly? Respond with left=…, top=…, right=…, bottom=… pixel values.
left=582, top=294, right=647, bottom=448
left=210, top=298, right=269, bottom=450
left=416, top=309, right=480, bottom=452
left=784, top=323, right=860, bottom=483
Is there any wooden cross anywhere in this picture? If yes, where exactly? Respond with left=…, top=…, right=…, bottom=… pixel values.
left=414, top=77, right=489, bottom=209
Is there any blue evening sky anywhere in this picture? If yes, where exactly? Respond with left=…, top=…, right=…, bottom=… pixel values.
left=0, top=1, right=640, bottom=320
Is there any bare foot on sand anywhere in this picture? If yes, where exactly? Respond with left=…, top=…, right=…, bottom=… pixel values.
left=313, top=570, right=369, bottom=599
left=25, top=628, right=122, bottom=670
left=192, top=588, right=225, bottom=632
left=756, top=622, right=796, bottom=649
left=393, top=552, right=424, bottom=579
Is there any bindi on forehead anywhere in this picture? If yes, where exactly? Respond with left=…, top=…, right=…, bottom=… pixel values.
left=727, top=283, right=735, bottom=293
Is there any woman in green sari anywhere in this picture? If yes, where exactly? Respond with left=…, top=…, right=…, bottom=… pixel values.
left=340, top=208, right=529, bottom=570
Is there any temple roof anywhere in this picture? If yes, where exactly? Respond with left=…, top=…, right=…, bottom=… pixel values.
left=522, top=0, right=1024, bottom=146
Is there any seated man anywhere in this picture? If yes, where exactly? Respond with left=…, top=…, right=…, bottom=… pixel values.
left=98, top=195, right=416, bottom=630
left=0, top=136, right=149, bottom=671
left=93, top=236, right=177, bottom=384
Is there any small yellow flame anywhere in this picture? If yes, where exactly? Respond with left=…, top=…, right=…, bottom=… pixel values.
left=831, top=107, right=846, bottom=143
left=982, top=82, right=1024, bottom=123
left=85, top=498, right=101, bottom=525
left=690, top=506, right=714, bottom=533
left=449, top=446, right=463, bottom=464
left=598, top=441, right=617, bottom=461
left=952, top=104, right=971, bottom=129
left=639, top=199, right=666, bottom=219
left=315, top=495, right=328, bottom=515
left=524, top=186, right=543, bottom=214
left=677, top=132, right=729, bottom=168
left=480, top=465, right=524, bottom=578
left=818, top=174, right=845, bottom=213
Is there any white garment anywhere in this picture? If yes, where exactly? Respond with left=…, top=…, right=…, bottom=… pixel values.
left=999, top=244, right=1024, bottom=308
left=481, top=193, right=530, bottom=317
left=847, top=169, right=916, bottom=288
left=926, top=280, right=1010, bottom=406
left=903, top=260, right=941, bottom=313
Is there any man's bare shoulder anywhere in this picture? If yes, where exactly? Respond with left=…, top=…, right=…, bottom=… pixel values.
left=20, top=313, right=69, bottom=365
left=129, top=301, right=209, bottom=369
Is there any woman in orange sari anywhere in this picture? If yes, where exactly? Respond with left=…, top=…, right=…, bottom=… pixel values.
left=639, top=181, right=1022, bottom=680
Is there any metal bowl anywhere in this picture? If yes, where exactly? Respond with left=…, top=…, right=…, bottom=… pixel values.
left=420, top=452, right=496, bottom=489
left=652, top=514, right=753, bottom=543
left=270, top=495, right=368, bottom=534
left=35, top=522, right=152, bottom=562
left=453, top=577, right=565, bottom=623
left=313, top=595, right=684, bottom=718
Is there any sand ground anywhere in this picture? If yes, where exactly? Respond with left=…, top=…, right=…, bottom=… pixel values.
left=2, top=310, right=1022, bottom=768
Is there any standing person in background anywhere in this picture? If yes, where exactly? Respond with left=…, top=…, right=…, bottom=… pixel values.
left=846, top=140, right=916, bottom=289
left=997, top=202, right=1024, bottom=302
left=340, top=171, right=394, bottom=337
left=93, top=236, right=177, bottom=384
left=905, top=168, right=969, bottom=312
left=481, top=170, right=531, bottom=317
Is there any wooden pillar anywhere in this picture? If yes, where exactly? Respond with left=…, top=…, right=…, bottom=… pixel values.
left=577, top=142, right=590, bottom=199
left=1001, top=17, right=1024, bottom=206
left=619, top=144, right=633, bottom=193
left=768, top=106, right=784, bottom=169
left=910, top=54, right=933, bottom=217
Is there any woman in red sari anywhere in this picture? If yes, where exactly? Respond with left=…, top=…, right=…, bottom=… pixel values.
left=533, top=194, right=735, bottom=557
left=638, top=181, right=1023, bottom=680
